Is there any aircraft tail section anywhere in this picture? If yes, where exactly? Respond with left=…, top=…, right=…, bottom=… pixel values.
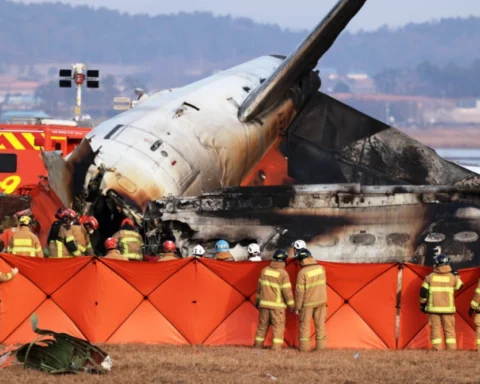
left=238, top=0, right=366, bottom=122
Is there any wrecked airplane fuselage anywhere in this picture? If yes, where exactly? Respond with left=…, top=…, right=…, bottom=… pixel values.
left=40, top=0, right=480, bottom=261
left=145, top=184, right=480, bottom=268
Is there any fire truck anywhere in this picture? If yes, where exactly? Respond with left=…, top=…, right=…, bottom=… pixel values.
left=0, top=120, right=92, bottom=195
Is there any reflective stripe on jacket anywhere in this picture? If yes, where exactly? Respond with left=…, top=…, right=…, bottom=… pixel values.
left=257, top=261, right=294, bottom=309
left=470, top=279, right=480, bottom=313
left=71, top=225, right=94, bottom=255
left=113, top=230, right=143, bottom=260
left=8, top=227, right=43, bottom=257
left=420, top=265, right=463, bottom=314
left=48, top=224, right=81, bottom=258
left=295, top=257, right=326, bottom=311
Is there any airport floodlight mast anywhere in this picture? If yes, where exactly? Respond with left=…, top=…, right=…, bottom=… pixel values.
left=58, top=63, right=100, bottom=121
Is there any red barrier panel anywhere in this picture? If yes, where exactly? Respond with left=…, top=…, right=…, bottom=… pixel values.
left=0, top=255, right=478, bottom=349
left=399, top=263, right=479, bottom=350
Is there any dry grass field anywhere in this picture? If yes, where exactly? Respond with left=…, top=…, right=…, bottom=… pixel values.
left=401, top=127, right=480, bottom=149
left=0, top=345, right=479, bottom=384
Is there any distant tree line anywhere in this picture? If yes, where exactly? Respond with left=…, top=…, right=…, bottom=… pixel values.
left=375, top=60, right=480, bottom=98
left=1, top=0, right=480, bottom=77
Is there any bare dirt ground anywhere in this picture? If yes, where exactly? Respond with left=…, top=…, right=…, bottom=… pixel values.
left=1, top=345, right=479, bottom=384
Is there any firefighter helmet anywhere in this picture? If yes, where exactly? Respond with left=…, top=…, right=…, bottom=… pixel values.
left=105, top=237, right=118, bottom=250
left=163, top=240, right=176, bottom=252
left=215, top=240, right=229, bottom=252
left=64, top=209, right=77, bottom=220
left=434, top=254, right=450, bottom=267
left=193, top=245, right=205, bottom=257
left=121, top=218, right=134, bottom=227
left=293, top=240, right=306, bottom=251
left=19, top=216, right=31, bottom=226
left=78, top=215, right=88, bottom=225
left=296, top=248, right=312, bottom=261
left=247, top=243, right=260, bottom=255
left=84, top=217, right=99, bottom=230
left=272, top=249, right=288, bottom=262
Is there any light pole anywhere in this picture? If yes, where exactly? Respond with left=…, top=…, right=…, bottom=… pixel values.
left=59, top=63, right=100, bottom=121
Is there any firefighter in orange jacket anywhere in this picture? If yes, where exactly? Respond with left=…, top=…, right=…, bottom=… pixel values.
left=295, top=248, right=327, bottom=352
left=0, top=267, right=18, bottom=282
left=468, top=278, right=480, bottom=351
left=420, top=254, right=463, bottom=350
left=103, top=238, right=129, bottom=261
left=112, top=218, right=144, bottom=260
left=47, top=209, right=81, bottom=258
left=8, top=216, right=43, bottom=257
left=72, top=216, right=98, bottom=256
left=254, top=249, right=294, bottom=351
left=158, top=241, right=179, bottom=261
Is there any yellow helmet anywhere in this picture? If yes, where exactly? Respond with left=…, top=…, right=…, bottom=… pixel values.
left=19, top=216, right=31, bottom=225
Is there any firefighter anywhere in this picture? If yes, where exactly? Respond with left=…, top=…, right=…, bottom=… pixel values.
left=72, top=216, right=98, bottom=256
left=295, top=248, right=327, bottom=352
left=0, top=208, right=31, bottom=251
left=191, top=245, right=205, bottom=258
left=420, top=254, right=463, bottom=350
left=469, top=278, right=480, bottom=351
left=247, top=243, right=262, bottom=262
left=48, top=209, right=81, bottom=258
left=158, top=240, right=179, bottom=261
left=8, top=216, right=43, bottom=257
left=103, top=238, right=128, bottom=261
left=112, top=218, right=144, bottom=260
left=254, top=249, right=294, bottom=351
left=0, top=267, right=18, bottom=282
left=214, top=240, right=235, bottom=261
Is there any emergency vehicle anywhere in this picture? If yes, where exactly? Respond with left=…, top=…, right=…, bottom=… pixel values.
left=0, top=119, right=92, bottom=195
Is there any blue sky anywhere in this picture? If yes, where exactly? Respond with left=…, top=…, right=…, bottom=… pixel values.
left=13, top=0, right=480, bottom=31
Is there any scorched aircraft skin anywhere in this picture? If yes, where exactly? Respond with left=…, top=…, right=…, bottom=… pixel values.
left=41, top=0, right=480, bottom=266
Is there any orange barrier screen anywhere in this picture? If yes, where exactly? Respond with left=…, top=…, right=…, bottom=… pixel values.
left=0, top=255, right=477, bottom=349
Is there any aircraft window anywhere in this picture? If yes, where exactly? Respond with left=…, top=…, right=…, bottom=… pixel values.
left=243, top=87, right=251, bottom=92
left=104, top=124, right=124, bottom=140
left=0, top=154, right=17, bottom=172
left=350, top=233, right=375, bottom=246
left=150, top=140, right=162, bottom=151
left=386, top=233, right=411, bottom=246
left=453, top=231, right=478, bottom=243
left=161, top=151, right=168, bottom=157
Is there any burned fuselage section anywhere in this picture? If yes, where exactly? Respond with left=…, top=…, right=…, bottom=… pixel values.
left=144, top=184, right=480, bottom=268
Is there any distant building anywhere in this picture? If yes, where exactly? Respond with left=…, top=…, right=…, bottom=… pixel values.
left=0, top=110, right=50, bottom=123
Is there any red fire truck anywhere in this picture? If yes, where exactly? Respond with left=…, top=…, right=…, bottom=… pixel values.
left=0, top=120, right=92, bottom=195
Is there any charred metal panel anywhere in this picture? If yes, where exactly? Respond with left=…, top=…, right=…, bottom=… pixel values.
left=285, top=92, right=479, bottom=187
left=146, top=184, right=480, bottom=267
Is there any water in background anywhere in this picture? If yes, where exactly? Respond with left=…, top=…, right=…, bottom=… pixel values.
left=435, top=148, right=480, bottom=166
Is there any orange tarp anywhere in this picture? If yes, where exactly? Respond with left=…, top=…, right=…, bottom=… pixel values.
left=0, top=255, right=477, bottom=349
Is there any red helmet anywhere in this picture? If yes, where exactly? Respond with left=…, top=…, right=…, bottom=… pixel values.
left=105, top=237, right=118, bottom=250
left=163, top=240, right=176, bottom=252
left=64, top=209, right=77, bottom=220
left=121, top=218, right=134, bottom=227
left=78, top=215, right=88, bottom=225
left=84, top=216, right=99, bottom=230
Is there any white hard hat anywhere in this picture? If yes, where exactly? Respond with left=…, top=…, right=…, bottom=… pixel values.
left=293, top=240, right=306, bottom=251
left=247, top=243, right=260, bottom=255
left=193, top=245, right=205, bottom=256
